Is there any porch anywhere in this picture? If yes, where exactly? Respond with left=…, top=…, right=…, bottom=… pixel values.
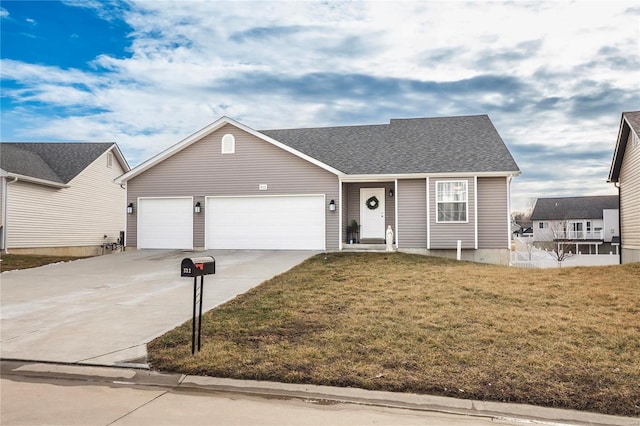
left=341, top=243, right=388, bottom=252
left=341, top=181, right=396, bottom=247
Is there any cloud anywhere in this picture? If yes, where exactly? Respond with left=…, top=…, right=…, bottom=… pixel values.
left=1, top=0, right=638, bottom=213
left=0, top=7, right=8, bottom=18
left=229, top=25, right=316, bottom=43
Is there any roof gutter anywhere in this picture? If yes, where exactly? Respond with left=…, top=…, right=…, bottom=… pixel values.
left=3, top=173, right=69, bottom=189
left=340, top=170, right=521, bottom=182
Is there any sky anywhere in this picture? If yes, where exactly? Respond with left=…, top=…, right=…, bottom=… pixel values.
left=1, top=0, right=639, bottom=213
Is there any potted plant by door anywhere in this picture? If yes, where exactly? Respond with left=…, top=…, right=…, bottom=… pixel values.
left=350, top=219, right=360, bottom=243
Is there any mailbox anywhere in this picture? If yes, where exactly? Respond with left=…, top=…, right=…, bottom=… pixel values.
left=181, top=256, right=215, bottom=277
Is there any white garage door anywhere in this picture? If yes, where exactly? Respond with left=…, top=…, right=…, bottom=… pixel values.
left=138, top=198, right=193, bottom=249
left=206, top=196, right=325, bottom=250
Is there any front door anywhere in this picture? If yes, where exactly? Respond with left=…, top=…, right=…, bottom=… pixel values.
left=360, top=188, right=385, bottom=239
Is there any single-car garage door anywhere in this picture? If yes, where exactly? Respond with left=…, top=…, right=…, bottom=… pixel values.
left=138, top=198, right=193, bottom=249
left=206, top=195, right=325, bottom=250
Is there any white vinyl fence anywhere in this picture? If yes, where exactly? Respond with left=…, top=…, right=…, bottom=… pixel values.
left=510, top=237, right=619, bottom=268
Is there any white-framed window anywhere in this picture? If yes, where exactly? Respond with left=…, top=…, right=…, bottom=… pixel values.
left=538, top=222, right=548, bottom=229
left=107, top=152, right=113, bottom=168
left=436, top=180, right=468, bottom=222
left=221, top=134, right=235, bottom=154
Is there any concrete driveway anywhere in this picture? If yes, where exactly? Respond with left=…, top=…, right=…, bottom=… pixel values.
left=0, top=250, right=316, bottom=366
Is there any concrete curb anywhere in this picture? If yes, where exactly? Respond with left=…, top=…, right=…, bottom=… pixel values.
left=2, top=360, right=637, bottom=426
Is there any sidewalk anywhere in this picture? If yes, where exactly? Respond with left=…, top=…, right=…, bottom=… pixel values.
left=2, top=360, right=637, bottom=426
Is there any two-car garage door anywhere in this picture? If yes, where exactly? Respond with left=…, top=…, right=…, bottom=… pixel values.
left=137, top=196, right=325, bottom=250
left=206, top=196, right=325, bottom=250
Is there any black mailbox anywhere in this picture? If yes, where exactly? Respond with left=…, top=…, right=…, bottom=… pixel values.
left=181, top=256, right=215, bottom=277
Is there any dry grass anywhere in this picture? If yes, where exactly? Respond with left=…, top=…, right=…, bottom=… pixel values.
left=0, top=254, right=88, bottom=272
left=148, top=252, right=640, bottom=416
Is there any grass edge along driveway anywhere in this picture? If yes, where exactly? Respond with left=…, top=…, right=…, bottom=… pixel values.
left=148, top=252, right=640, bottom=417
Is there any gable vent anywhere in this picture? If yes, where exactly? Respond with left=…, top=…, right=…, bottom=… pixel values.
left=221, top=134, right=235, bottom=154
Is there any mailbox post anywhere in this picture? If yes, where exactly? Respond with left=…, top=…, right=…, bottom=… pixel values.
left=181, top=256, right=215, bottom=354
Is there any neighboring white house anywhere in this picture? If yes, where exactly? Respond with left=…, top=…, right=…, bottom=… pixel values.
left=1, top=143, right=129, bottom=256
left=530, top=195, right=619, bottom=255
left=608, top=110, right=640, bottom=264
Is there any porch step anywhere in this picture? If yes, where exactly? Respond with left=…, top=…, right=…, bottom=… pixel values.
left=342, top=243, right=388, bottom=252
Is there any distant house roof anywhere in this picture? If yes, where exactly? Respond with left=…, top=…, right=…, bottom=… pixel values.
left=0, top=142, right=128, bottom=186
left=609, top=110, right=640, bottom=182
left=530, top=196, right=619, bottom=221
left=261, top=115, right=520, bottom=175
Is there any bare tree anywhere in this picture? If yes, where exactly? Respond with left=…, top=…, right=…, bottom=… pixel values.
left=539, top=219, right=575, bottom=267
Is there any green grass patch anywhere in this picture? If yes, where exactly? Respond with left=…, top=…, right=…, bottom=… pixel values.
left=148, top=252, right=640, bottom=417
left=0, top=254, right=88, bottom=272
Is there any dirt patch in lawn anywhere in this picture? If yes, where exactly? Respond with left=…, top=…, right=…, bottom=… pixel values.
left=0, top=254, right=89, bottom=272
left=148, top=252, right=640, bottom=417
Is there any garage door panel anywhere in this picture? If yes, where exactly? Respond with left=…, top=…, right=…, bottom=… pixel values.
left=138, top=198, right=193, bottom=249
left=206, top=196, right=324, bottom=250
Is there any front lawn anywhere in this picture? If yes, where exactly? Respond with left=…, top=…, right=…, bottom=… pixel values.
left=0, top=254, right=88, bottom=272
left=148, top=252, right=640, bottom=417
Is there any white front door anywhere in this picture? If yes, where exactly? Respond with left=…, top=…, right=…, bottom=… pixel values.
left=360, top=188, right=385, bottom=239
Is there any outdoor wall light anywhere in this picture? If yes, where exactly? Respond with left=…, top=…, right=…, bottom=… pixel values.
left=389, top=189, right=394, bottom=197
left=127, top=203, right=134, bottom=214
left=194, top=202, right=201, bottom=214
left=329, top=199, right=336, bottom=211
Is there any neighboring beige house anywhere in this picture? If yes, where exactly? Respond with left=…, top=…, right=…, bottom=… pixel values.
left=608, top=111, right=640, bottom=264
left=530, top=196, right=619, bottom=256
left=116, top=115, right=520, bottom=265
left=1, top=143, right=129, bottom=256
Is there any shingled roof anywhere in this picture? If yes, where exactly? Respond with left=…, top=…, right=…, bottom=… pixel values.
left=261, top=115, right=520, bottom=175
left=609, top=111, right=640, bottom=182
left=531, top=196, right=619, bottom=221
left=0, top=143, right=117, bottom=184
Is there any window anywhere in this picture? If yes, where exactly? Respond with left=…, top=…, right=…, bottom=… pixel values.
left=107, top=152, right=113, bottom=168
left=436, top=180, right=467, bottom=222
left=539, top=222, right=548, bottom=229
left=221, top=134, right=235, bottom=154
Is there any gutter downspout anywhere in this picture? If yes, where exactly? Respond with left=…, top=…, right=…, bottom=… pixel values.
left=615, top=181, right=622, bottom=265
left=2, top=176, right=18, bottom=254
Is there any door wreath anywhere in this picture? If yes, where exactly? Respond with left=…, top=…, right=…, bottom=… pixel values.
left=366, top=196, right=379, bottom=210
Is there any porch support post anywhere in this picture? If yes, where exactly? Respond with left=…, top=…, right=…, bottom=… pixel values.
left=474, top=176, right=478, bottom=250
left=394, top=179, right=398, bottom=248
left=338, top=178, right=343, bottom=251
left=426, top=177, right=431, bottom=250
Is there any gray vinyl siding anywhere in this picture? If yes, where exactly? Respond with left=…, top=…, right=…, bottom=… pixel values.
left=429, top=177, right=475, bottom=249
left=620, top=131, right=640, bottom=250
left=127, top=124, right=339, bottom=249
left=397, top=179, right=427, bottom=248
left=477, top=177, right=509, bottom=249
left=343, top=182, right=395, bottom=241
